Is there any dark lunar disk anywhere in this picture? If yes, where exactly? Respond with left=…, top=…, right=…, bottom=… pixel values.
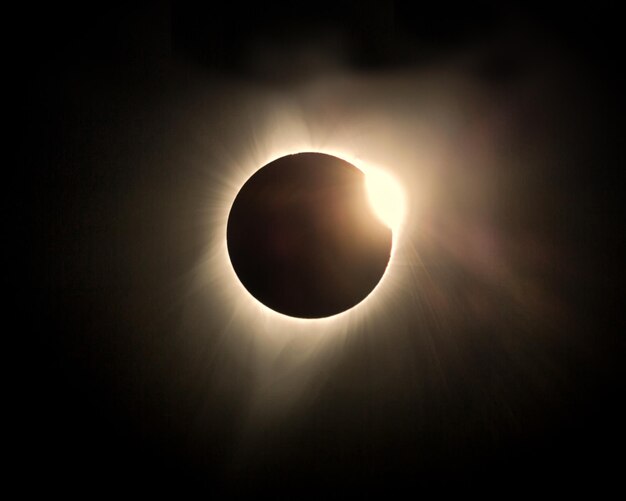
left=226, top=152, right=392, bottom=318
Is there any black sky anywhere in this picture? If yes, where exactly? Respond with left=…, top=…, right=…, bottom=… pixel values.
left=19, top=1, right=622, bottom=496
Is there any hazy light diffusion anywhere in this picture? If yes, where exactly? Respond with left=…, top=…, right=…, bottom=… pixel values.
left=184, top=68, right=508, bottom=419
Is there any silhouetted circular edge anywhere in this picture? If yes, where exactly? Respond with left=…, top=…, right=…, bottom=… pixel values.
left=226, top=152, right=393, bottom=319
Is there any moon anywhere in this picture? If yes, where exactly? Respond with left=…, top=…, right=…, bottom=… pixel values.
left=226, top=152, right=397, bottom=318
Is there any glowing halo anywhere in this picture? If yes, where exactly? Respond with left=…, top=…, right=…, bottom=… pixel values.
left=174, top=60, right=571, bottom=424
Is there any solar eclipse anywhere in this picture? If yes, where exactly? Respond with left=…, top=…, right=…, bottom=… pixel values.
left=29, top=2, right=617, bottom=494
left=226, top=152, right=404, bottom=318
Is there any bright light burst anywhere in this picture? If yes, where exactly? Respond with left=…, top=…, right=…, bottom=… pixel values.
left=362, top=165, right=406, bottom=234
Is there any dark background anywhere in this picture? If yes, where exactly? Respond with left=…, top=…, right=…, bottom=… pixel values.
left=19, top=1, right=621, bottom=495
